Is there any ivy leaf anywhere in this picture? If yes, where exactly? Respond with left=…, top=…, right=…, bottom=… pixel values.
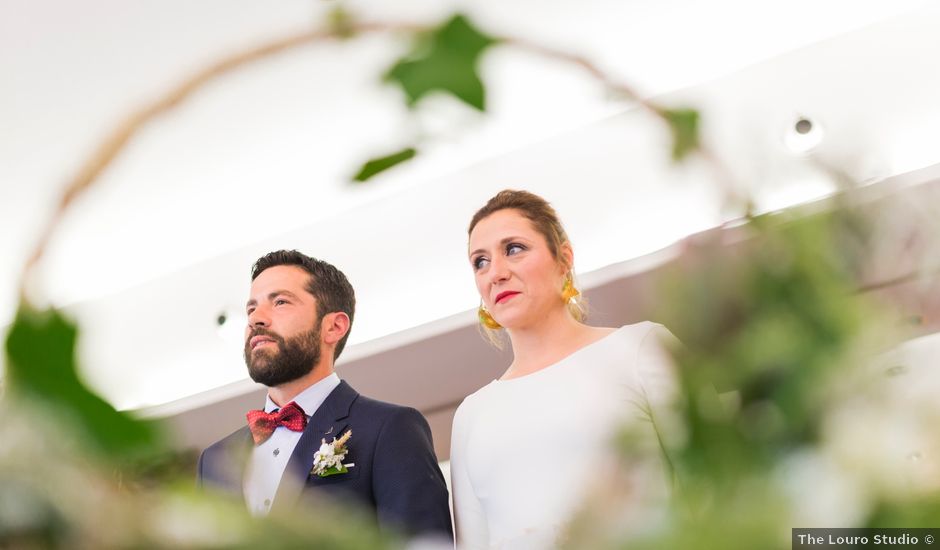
left=384, top=14, right=498, bottom=111
left=4, top=304, right=163, bottom=460
left=352, top=147, right=417, bottom=182
left=661, top=108, right=701, bottom=161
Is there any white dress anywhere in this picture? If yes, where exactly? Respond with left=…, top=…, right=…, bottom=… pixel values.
left=450, top=322, right=678, bottom=549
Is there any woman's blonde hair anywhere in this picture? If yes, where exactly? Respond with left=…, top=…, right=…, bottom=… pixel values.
left=468, top=189, right=586, bottom=347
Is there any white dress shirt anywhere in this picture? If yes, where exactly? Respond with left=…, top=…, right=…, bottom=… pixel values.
left=243, top=372, right=341, bottom=516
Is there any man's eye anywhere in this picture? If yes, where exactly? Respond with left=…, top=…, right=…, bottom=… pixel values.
left=275, top=299, right=288, bottom=306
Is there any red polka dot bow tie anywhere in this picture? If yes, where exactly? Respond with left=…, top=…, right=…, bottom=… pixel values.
left=246, top=401, right=308, bottom=445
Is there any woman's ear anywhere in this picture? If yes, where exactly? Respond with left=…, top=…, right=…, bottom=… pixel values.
left=559, top=242, right=574, bottom=275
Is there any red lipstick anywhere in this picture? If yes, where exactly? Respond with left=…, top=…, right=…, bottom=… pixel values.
left=495, top=291, right=520, bottom=304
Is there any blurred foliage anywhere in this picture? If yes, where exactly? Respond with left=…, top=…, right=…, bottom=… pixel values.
left=660, top=108, right=701, bottom=161
left=116, top=449, right=202, bottom=492
left=353, top=147, right=418, bottom=182
left=0, top=437, right=396, bottom=548
left=327, top=5, right=356, bottom=39
left=563, top=199, right=940, bottom=548
left=367, top=12, right=702, bottom=179
left=662, top=211, right=874, bottom=480
left=4, top=305, right=163, bottom=461
left=384, top=14, right=498, bottom=111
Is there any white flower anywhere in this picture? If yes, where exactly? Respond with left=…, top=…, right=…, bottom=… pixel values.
left=317, top=442, right=335, bottom=458
left=311, top=430, right=354, bottom=477
left=775, top=449, right=868, bottom=528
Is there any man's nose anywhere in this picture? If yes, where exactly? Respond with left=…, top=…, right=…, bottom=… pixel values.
left=247, top=306, right=270, bottom=328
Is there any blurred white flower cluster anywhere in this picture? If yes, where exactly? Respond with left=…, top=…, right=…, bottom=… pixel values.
left=777, top=331, right=940, bottom=529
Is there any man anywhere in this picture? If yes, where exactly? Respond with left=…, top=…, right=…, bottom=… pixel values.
left=198, top=250, right=452, bottom=541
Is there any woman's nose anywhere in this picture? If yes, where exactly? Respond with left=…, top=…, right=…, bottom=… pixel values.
left=488, top=256, right=510, bottom=283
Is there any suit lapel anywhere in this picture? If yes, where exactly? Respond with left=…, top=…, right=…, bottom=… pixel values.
left=271, top=381, right=358, bottom=513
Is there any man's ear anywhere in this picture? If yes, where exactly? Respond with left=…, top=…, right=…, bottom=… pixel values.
left=321, top=311, right=351, bottom=347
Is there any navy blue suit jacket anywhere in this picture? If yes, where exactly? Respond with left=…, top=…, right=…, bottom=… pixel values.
left=197, top=380, right=453, bottom=541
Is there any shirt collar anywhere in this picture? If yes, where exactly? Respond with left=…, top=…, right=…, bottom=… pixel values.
left=263, top=372, right=341, bottom=416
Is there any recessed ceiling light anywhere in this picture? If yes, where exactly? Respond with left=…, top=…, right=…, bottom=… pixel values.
left=784, top=115, right=824, bottom=154
left=216, top=309, right=246, bottom=346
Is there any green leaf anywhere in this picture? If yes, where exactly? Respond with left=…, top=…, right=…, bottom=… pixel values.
left=4, top=304, right=163, bottom=459
left=384, top=14, right=498, bottom=111
left=318, top=464, right=349, bottom=478
left=661, top=108, right=700, bottom=161
left=352, top=147, right=417, bottom=182
left=327, top=5, right=355, bottom=39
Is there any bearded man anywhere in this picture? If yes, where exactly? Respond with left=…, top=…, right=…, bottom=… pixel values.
left=197, top=250, right=452, bottom=541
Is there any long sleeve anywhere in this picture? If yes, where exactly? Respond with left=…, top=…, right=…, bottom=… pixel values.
left=450, top=399, right=490, bottom=550
left=635, top=323, right=682, bottom=481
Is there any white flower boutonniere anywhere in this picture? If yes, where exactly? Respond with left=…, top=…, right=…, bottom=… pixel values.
left=311, top=430, right=355, bottom=477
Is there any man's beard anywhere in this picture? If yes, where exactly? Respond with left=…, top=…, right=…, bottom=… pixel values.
left=244, top=325, right=321, bottom=387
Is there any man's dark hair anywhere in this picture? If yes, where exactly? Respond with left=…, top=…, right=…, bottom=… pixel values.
left=251, top=250, right=356, bottom=360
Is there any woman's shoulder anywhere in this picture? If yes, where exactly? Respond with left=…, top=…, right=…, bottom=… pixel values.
left=619, top=320, right=666, bottom=334
left=453, top=379, right=498, bottom=417
left=451, top=380, right=503, bottom=443
left=583, top=322, right=680, bottom=376
left=594, top=321, right=669, bottom=351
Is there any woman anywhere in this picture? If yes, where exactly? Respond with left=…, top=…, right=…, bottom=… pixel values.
left=450, top=190, right=678, bottom=549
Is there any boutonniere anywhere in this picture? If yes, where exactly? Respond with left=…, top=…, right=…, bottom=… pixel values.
left=311, top=430, right=355, bottom=477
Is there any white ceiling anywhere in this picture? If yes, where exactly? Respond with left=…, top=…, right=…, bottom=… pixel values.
left=2, top=0, right=938, bottom=410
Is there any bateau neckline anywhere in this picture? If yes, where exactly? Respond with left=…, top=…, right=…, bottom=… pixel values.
left=491, top=325, right=629, bottom=385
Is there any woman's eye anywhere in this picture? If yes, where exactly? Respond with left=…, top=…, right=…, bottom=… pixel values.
left=506, top=243, right=526, bottom=255
left=473, top=257, right=489, bottom=270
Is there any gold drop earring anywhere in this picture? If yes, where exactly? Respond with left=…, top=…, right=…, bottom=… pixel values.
left=561, top=276, right=580, bottom=303
left=478, top=301, right=502, bottom=329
